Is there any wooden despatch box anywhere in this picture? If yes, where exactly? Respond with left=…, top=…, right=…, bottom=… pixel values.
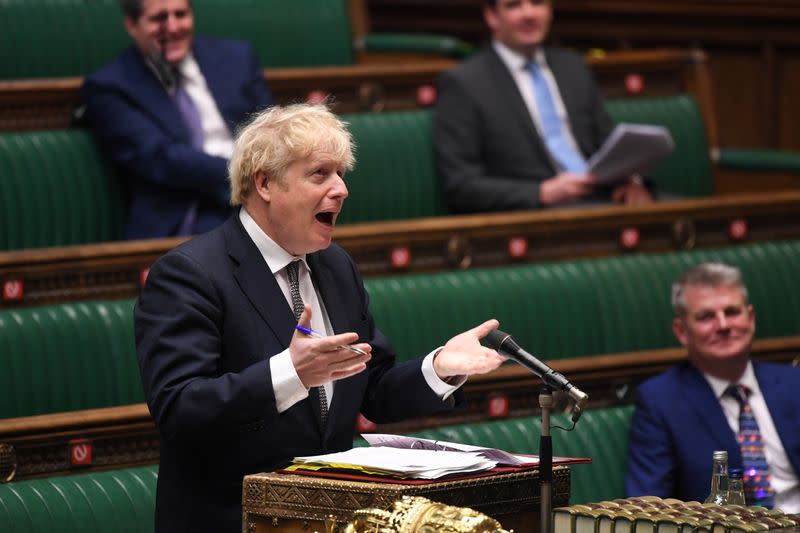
left=242, top=466, right=571, bottom=533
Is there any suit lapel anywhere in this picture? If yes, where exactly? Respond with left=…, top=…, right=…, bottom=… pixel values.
left=680, top=364, right=741, bottom=457
left=756, top=362, right=800, bottom=474
left=224, top=216, right=295, bottom=347
left=486, top=49, right=547, bottom=154
left=307, top=250, right=356, bottom=437
left=122, top=48, right=187, bottom=140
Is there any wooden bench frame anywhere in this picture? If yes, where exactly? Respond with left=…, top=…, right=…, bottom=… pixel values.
left=3, top=190, right=800, bottom=309
left=0, top=48, right=713, bottom=132
left=2, top=336, right=797, bottom=482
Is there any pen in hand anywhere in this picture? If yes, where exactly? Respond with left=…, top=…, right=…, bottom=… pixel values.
left=295, top=325, right=369, bottom=357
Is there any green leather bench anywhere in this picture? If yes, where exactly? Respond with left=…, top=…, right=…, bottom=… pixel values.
left=3, top=240, right=798, bottom=419
left=0, top=299, right=142, bottom=419
left=0, top=0, right=467, bottom=80
left=0, top=465, right=157, bottom=532
left=0, top=130, right=125, bottom=251
left=353, top=405, right=634, bottom=505
left=406, top=405, right=635, bottom=505
left=365, top=239, right=800, bottom=362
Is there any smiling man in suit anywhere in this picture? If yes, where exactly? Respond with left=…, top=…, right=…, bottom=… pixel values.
left=626, top=262, right=800, bottom=511
left=434, top=0, right=652, bottom=212
left=82, top=0, right=273, bottom=239
left=135, top=104, right=506, bottom=532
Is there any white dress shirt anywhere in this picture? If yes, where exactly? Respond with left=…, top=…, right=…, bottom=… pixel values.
left=703, top=361, right=800, bottom=512
left=239, top=208, right=460, bottom=415
left=492, top=41, right=584, bottom=164
left=177, top=53, right=234, bottom=159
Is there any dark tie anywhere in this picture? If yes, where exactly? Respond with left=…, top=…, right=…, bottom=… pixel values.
left=527, top=62, right=587, bottom=173
left=173, top=74, right=203, bottom=236
left=725, top=384, right=775, bottom=508
left=285, top=260, right=328, bottom=426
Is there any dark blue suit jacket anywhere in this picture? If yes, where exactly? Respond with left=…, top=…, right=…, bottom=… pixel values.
left=134, top=213, right=461, bottom=532
left=82, top=38, right=273, bottom=240
left=626, top=360, right=800, bottom=502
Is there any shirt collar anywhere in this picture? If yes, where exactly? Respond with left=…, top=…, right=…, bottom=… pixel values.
left=176, top=52, right=200, bottom=83
left=492, top=40, right=546, bottom=72
left=239, top=207, right=310, bottom=275
left=702, top=360, right=758, bottom=400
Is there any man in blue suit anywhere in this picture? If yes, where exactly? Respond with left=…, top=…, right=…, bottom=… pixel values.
left=82, top=0, right=273, bottom=240
left=626, top=262, right=800, bottom=511
left=135, top=104, right=507, bottom=532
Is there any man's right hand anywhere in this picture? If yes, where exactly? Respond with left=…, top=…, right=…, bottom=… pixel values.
left=539, top=172, right=597, bottom=205
left=289, top=305, right=372, bottom=388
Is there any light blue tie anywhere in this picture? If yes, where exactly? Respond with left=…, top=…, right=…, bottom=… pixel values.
left=528, top=62, right=587, bottom=173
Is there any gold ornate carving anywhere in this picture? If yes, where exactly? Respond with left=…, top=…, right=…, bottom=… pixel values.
left=342, top=496, right=511, bottom=533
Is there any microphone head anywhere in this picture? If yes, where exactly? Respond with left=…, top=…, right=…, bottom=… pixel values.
left=485, top=329, right=521, bottom=354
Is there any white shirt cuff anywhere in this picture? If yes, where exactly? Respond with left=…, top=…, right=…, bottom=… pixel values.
left=422, top=348, right=465, bottom=400
left=270, top=348, right=309, bottom=413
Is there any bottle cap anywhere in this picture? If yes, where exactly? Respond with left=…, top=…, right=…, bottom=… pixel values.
left=712, top=450, right=728, bottom=461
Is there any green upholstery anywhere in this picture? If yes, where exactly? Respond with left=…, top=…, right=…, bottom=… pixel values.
left=339, top=110, right=446, bottom=223
left=354, top=405, right=635, bottom=505
left=0, top=130, right=125, bottom=251
left=718, top=147, right=800, bottom=173
left=361, top=33, right=474, bottom=59
left=0, top=0, right=352, bottom=79
left=0, top=299, right=141, bottom=419
left=0, top=465, right=157, bottom=533
left=364, top=240, right=800, bottom=362
left=606, top=95, right=714, bottom=197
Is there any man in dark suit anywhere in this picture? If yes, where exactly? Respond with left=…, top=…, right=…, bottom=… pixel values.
left=434, top=0, right=651, bottom=212
left=626, top=262, right=800, bottom=511
left=135, top=103, right=507, bottom=532
left=82, top=0, right=273, bottom=240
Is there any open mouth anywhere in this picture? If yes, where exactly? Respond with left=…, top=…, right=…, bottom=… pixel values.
left=315, top=211, right=335, bottom=226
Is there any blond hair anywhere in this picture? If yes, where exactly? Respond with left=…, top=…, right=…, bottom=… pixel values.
left=228, top=104, right=355, bottom=205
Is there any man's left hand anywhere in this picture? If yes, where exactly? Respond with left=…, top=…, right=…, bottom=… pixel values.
left=433, top=318, right=506, bottom=379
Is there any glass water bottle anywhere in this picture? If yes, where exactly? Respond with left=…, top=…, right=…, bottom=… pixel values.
left=704, top=450, right=729, bottom=505
left=727, top=467, right=746, bottom=506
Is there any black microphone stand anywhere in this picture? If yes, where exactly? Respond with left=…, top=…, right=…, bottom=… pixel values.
left=539, top=385, right=554, bottom=533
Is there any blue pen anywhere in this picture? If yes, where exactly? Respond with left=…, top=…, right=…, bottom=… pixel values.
left=295, top=325, right=369, bottom=356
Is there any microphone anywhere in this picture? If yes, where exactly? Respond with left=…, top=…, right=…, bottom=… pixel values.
left=486, top=329, right=589, bottom=422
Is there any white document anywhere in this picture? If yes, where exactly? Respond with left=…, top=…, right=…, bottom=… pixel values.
left=362, top=433, right=538, bottom=466
left=586, top=123, right=675, bottom=185
left=293, top=447, right=497, bottom=479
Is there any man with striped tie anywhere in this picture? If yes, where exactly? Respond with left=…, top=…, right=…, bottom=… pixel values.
left=626, top=262, right=800, bottom=512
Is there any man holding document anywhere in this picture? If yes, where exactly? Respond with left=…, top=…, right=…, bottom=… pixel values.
left=434, top=0, right=665, bottom=212
left=135, top=103, right=506, bottom=533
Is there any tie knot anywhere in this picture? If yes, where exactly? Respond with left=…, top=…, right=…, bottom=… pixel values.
left=725, top=384, right=750, bottom=405
left=285, top=260, right=300, bottom=280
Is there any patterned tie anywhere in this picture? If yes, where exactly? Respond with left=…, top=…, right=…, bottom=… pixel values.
left=527, top=62, right=587, bottom=173
left=173, top=74, right=203, bottom=236
left=285, top=260, right=328, bottom=426
left=726, top=384, right=775, bottom=508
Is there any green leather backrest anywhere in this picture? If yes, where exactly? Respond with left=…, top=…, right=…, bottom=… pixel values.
left=606, top=95, right=714, bottom=197
left=338, top=110, right=447, bottom=223
left=0, top=465, right=157, bottom=533
left=0, top=130, right=125, bottom=251
left=0, top=299, right=141, bottom=418
left=400, top=405, right=635, bottom=505
left=364, top=240, right=800, bottom=362
left=0, top=0, right=353, bottom=79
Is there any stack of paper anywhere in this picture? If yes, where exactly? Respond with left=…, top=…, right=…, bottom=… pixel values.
left=586, top=123, right=675, bottom=185
left=362, top=433, right=539, bottom=466
left=291, top=447, right=497, bottom=479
